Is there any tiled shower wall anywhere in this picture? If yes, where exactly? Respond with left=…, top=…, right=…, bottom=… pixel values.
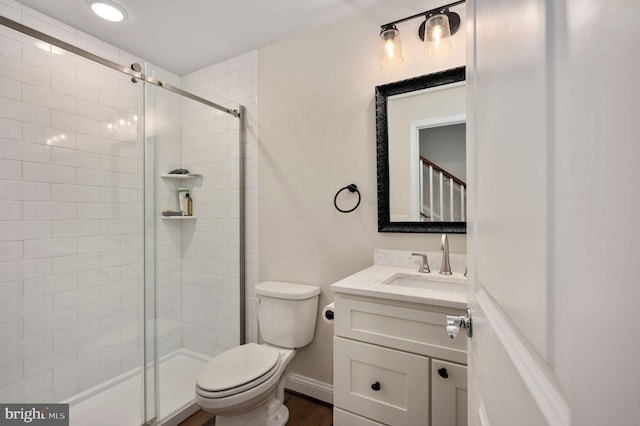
left=0, top=0, right=255, bottom=403
left=148, top=77, right=184, bottom=358
left=0, top=3, right=149, bottom=402
left=182, top=52, right=257, bottom=355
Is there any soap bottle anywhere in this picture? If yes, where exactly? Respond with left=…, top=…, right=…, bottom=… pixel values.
left=185, top=193, right=193, bottom=216
left=177, top=188, right=189, bottom=215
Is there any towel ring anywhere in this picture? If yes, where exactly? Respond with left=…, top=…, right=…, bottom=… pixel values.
left=334, top=184, right=361, bottom=213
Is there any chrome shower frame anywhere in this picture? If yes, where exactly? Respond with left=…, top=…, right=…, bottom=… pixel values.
left=0, top=16, right=240, bottom=118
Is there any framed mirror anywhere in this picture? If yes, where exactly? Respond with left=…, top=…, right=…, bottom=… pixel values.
left=376, top=67, right=466, bottom=233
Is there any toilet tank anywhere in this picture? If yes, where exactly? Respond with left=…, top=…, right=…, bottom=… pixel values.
left=255, top=281, right=321, bottom=348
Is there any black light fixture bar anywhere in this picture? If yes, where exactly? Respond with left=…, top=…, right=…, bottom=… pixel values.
left=380, top=0, right=465, bottom=29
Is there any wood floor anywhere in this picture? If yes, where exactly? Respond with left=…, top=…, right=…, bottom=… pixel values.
left=179, top=391, right=333, bottom=426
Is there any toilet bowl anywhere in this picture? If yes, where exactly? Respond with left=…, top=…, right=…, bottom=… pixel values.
left=195, top=281, right=320, bottom=426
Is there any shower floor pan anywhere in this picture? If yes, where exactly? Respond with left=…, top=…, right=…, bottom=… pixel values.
left=65, top=348, right=211, bottom=426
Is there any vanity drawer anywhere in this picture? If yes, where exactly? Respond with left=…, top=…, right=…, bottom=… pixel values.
left=334, top=337, right=429, bottom=425
left=334, top=297, right=467, bottom=364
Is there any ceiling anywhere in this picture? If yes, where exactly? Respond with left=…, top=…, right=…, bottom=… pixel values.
left=15, top=0, right=433, bottom=76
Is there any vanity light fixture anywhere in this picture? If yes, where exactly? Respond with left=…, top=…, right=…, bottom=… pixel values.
left=379, top=24, right=403, bottom=67
left=379, top=0, right=464, bottom=67
left=422, top=9, right=455, bottom=55
left=87, top=0, right=128, bottom=22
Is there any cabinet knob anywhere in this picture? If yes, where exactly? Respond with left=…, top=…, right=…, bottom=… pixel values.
left=438, top=368, right=449, bottom=379
left=371, top=381, right=381, bottom=391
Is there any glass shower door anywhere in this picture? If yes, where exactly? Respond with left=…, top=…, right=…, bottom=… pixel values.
left=145, top=69, right=243, bottom=422
left=0, top=22, right=149, bottom=426
left=0, top=13, right=244, bottom=426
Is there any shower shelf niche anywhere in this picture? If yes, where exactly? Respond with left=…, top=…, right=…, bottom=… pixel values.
left=161, top=171, right=199, bottom=219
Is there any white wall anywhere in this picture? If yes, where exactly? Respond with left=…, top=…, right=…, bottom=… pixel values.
left=555, top=0, right=640, bottom=423
left=258, top=4, right=466, bottom=385
left=419, top=124, right=466, bottom=181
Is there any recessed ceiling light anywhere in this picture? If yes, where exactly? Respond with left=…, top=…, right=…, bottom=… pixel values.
left=87, top=0, right=128, bottom=22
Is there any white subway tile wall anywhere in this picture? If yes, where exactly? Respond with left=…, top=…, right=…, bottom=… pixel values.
left=0, top=1, right=146, bottom=403
left=153, top=82, right=184, bottom=357
left=0, top=0, right=257, bottom=406
left=177, top=92, right=242, bottom=355
left=183, top=51, right=259, bottom=345
left=0, top=0, right=143, bottom=402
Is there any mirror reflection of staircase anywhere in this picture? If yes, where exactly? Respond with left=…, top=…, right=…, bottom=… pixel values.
left=420, top=156, right=466, bottom=222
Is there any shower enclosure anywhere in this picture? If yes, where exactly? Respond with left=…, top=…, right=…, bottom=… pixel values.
left=0, top=14, right=244, bottom=425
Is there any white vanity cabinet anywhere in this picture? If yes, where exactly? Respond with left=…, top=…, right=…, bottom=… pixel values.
left=332, top=295, right=468, bottom=426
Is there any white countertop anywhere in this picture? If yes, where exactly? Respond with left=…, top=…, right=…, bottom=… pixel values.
left=331, top=249, right=468, bottom=309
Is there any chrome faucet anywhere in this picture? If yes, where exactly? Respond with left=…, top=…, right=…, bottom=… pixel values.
left=440, top=234, right=452, bottom=275
left=411, top=253, right=430, bottom=273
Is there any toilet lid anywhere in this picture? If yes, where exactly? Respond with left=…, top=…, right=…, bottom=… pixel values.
left=197, top=343, right=280, bottom=392
left=255, top=281, right=321, bottom=300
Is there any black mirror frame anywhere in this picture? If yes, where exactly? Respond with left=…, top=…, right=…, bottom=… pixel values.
left=376, top=66, right=466, bottom=233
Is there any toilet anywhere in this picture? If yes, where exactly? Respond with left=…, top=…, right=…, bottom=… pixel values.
left=195, top=281, right=321, bottom=426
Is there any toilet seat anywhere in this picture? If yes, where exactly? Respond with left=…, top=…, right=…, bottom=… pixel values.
left=197, top=343, right=281, bottom=399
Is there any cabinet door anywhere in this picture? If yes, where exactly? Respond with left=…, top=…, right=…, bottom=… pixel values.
left=431, top=360, right=467, bottom=426
left=334, top=337, right=429, bottom=425
left=334, top=408, right=385, bottom=426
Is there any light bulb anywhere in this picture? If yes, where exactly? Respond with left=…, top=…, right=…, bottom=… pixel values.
left=385, top=39, right=396, bottom=58
left=432, top=25, right=443, bottom=43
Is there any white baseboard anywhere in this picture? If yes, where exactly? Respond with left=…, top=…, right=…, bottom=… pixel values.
left=285, top=373, right=333, bottom=405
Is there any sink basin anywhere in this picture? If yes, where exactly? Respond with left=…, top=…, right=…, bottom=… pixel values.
left=382, top=273, right=467, bottom=294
